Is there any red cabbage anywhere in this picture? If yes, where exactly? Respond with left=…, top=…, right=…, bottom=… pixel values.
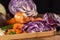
left=22, top=20, right=54, bottom=33
left=54, top=14, right=60, bottom=26
left=22, top=13, right=58, bottom=33
left=43, top=12, right=58, bottom=25
left=9, top=0, right=38, bottom=17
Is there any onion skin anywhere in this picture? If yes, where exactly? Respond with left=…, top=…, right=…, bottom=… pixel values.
left=0, top=13, right=6, bottom=28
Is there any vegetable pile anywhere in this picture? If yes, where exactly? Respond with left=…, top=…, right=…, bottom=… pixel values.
left=1, top=0, right=60, bottom=35
left=1, top=12, right=60, bottom=35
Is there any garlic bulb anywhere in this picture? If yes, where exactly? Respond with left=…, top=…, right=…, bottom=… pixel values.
left=0, top=28, right=5, bottom=36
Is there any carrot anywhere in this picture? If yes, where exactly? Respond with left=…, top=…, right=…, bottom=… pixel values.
left=35, top=17, right=42, bottom=21
left=13, top=23, right=24, bottom=29
left=6, top=29, right=16, bottom=35
left=13, top=23, right=24, bottom=34
left=6, top=29, right=23, bottom=35
left=15, top=29, right=22, bottom=34
left=25, top=17, right=35, bottom=22
left=6, top=18, right=15, bottom=24
left=25, top=17, right=30, bottom=22
left=29, top=17, right=35, bottom=21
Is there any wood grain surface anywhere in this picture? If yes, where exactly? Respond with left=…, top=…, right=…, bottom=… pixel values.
left=0, top=30, right=55, bottom=40
left=20, top=35, right=60, bottom=40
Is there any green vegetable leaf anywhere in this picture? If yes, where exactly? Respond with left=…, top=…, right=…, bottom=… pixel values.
left=9, top=31, right=16, bottom=35
left=1, top=25, right=13, bottom=30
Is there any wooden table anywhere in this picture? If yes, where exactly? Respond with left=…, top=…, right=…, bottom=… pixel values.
left=20, top=35, right=60, bottom=40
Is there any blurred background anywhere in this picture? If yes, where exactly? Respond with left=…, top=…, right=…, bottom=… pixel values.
left=0, top=0, right=60, bottom=14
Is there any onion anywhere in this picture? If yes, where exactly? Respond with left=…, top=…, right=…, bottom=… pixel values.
left=0, top=13, right=6, bottom=28
left=0, top=4, right=6, bottom=16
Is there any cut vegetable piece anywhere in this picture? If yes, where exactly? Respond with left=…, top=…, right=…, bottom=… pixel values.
left=1, top=25, right=13, bottom=30
left=9, top=0, right=38, bottom=17
left=6, top=18, right=15, bottom=24
left=6, top=29, right=16, bottom=35
left=13, top=23, right=24, bottom=29
left=22, top=20, right=54, bottom=33
left=43, top=13, right=58, bottom=25
left=9, top=31, right=16, bottom=35
left=15, top=29, right=22, bottom=34
left=35, top=17, right=42, bottom=21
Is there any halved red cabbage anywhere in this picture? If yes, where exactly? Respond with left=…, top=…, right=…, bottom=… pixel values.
left=43, top=12, right=58, bottom=25
left=22, top=13, right=59, bottom=33
left=34, top=21, right=56, bottom=31
left=22, top=21, right=40, bottom=33
left=9, top=0, right=38, bottom=17
left=22, top=20, right=54, bottom=33
left=54, top=14, right=60, bottom=26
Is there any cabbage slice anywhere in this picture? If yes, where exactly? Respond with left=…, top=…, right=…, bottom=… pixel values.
left=9, top=0, right=38, bottom=17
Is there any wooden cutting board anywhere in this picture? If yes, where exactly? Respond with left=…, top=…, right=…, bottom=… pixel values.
left=0, top=30, right=56, bottom=40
